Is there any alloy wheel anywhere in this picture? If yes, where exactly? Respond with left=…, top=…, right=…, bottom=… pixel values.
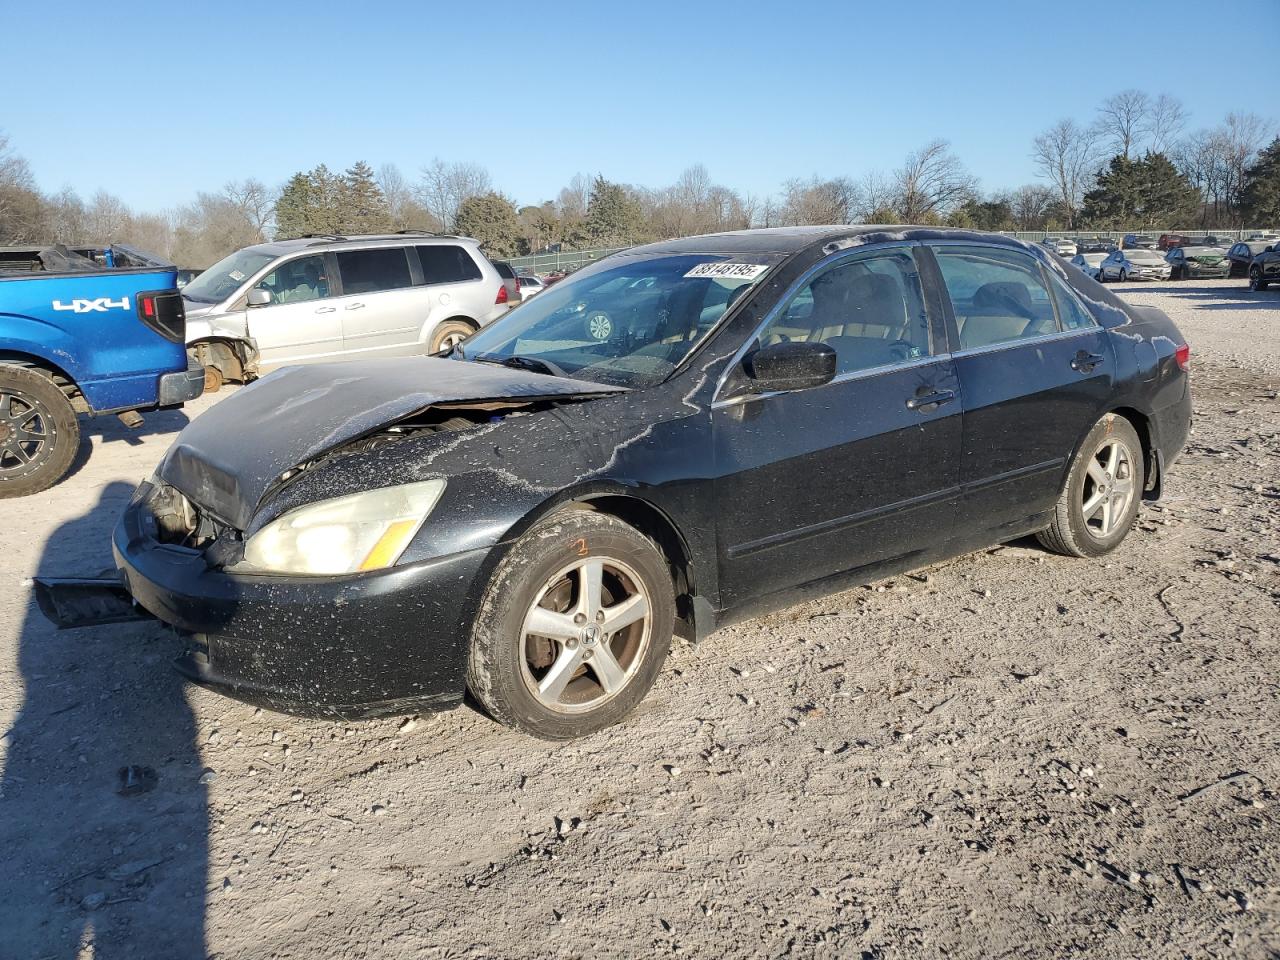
left=1081, top=437, right=1135, bottom=538
left=0, top=389, right=56, bottom=480
left=519, top=556, right=652, bottom=713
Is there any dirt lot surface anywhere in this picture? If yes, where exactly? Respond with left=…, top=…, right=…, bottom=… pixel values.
left=1, top=279, right=1276, bottom=959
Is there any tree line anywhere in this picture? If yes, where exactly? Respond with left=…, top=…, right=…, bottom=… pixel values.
left=0, top=92, right=1276, bottom=268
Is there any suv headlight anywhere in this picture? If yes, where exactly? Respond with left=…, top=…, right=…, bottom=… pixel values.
left=242, top=479, right=446, bottom=575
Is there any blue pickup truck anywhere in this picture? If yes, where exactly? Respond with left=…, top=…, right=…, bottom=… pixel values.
left=0, top=243, right=205, bottom=497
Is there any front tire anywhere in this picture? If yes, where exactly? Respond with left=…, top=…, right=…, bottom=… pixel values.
left=0, top=366, right=81, bottom=498
left=1119, top=269, right=1128, bottom=282
left=429, top=319, right=476, bottom=355
left=1037, top=414, right=1143, bottom=558
left=1250, top=268, right=1269, bottom=291
left=467, top=510, right=675, bottom=740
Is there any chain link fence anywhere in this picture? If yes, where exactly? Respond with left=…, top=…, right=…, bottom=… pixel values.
left=507, top=229, right=1273, bottom=275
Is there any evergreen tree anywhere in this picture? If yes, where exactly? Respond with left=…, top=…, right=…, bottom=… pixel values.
left=1082, top=152, right=1198, bottom=228
left=576, top=176, right=646, bottom=247
left=1241, top=137, right=1280, bottom=227
left=342, top=161, right=392, bottom=234
left=273, top=172, right=316, bottom=239
left=454, top=192, right=523, bottom=258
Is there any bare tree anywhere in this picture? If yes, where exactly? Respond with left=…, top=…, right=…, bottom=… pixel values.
left=84, top=190, right=133, bottom=239
left=854, top=170, right=897, bottom=222
left=1144, top=94, right=1188, bottom=155
left=1032, top=119, right=1100, bottom=228
left=1221, top=112, right=1269, bottom=219
left=45, top=187, right=88, bottom=242
left=415, top=159, right=492, bottom=232
left=1010, top=184, right=1056, bottom=231
left=893, top=140, right=978, bottom=223
left=778, top=175, right=860, bottom=225
left=1097, top=89, right=1150, bottom=159
left=221, top=178, right=275, bottom=239
left=556, top=173, right=592, bottom=222
left=0, top=132, right=46, bottom=242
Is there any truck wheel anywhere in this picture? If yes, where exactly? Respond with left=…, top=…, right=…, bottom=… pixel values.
left=0, top=366, right=81, bottom=498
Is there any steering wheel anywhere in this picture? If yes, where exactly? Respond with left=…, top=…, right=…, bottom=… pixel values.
left=584, top=310, right=614, bottom=342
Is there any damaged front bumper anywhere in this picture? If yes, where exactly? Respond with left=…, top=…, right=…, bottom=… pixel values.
left=108, top=500, right=492, bottom=719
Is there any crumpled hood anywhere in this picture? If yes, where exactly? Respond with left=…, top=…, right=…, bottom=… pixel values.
left=159, top=357, right=620, bottom=530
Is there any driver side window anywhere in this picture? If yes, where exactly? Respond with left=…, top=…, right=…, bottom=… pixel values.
left=256, top=255, right=330, bottom=306
left=756, top=247, right=932, bottom=376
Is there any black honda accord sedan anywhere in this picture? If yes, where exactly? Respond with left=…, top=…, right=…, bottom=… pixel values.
left=58, top=227, right=1193, bottom=739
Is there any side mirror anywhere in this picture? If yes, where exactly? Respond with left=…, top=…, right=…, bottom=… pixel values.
left=743, top=341, right=837, bottom=394
left=246, top=288, right=272, bottom=307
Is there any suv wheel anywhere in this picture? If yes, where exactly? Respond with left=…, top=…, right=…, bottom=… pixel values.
left=429, top=319, right=475, bottom=355
left=0, top=366, right=81, bottom=498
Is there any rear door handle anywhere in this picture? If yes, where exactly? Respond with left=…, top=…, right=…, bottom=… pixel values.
left=315, top=306, right=336, bottom=314
left=345, top=302, right=366, bottom=311
left=906, top=389, right=956, bottom=411
left=1072, top=351, right=1105, bottom=372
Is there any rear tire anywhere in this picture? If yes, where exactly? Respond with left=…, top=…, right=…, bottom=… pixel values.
left=429, top=319, right=476, bottom=355
left=203, top=365, right=224, bottom=393
left=467, top=510, right=675, bottom=740
left=1250, top=268, right=1269, bottom=291
left=0, top=366, right=81, bottom=498
left=1037, top=414, right=1143, bottom=558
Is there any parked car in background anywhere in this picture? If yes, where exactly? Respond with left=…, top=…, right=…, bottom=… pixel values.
left=1123, top=234, right=1158, bottom=250
left=0, top=243, right=203, bottom=496
left=1165, top=245, right=1230, bottom=280
left=1099, top=248, right=1173, bottom=282
left=179, top=234, right=511, bottom=387
left=1041, top=237, right=1077, bottom=257
left=1069, top=252, right=1107, bottom=279
left=517, top=274, right=546, bottom=298
left=1077, top=238, right=1117, bottom=254
left=492, top=261, right=523, bottom=308
left=43, top=227, right=1192, bottom=739
left=1248, top=246, right=1280, bottom=290
left=1158, top=233, right=1192, bottom=251
left=1227, top=240, right=1274, bottom=278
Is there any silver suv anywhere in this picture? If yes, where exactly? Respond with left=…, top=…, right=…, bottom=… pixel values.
left=180, top=233, right=510, bottom=386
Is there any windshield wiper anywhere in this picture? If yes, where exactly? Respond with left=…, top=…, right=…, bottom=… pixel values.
left=473, top=354, right=560, bottom=377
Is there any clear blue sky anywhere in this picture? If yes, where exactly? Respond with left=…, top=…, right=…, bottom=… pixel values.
left=3, top=0, right=1276, bottom=212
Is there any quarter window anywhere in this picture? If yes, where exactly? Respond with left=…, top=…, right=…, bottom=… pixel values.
left=1048, top=274, right=1097, bottom=331
left=417, top=245, right=482, bottom=284
left=756, top=247, right=932, bottom=376
left=335, top=248, right=413, bottom=295
left=256, top=255, right=330, bottom=305
left=933, top=246, right=1058, bottom=350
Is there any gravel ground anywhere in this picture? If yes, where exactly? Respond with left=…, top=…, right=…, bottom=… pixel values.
left=0, top=279, right=1276, bottom=960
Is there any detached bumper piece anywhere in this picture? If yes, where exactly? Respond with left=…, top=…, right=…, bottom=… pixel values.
left=34, top=576, right=156, bottom=629
left=157, top=363, right=206, bottom=407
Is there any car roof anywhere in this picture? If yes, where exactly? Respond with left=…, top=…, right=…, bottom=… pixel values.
left=620, top=225, right=1037, bottom=258
left=243, top=233, right=482, bottom=257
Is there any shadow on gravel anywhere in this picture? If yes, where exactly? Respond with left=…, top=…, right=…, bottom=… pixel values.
left=63, top=407, right=192, bottom=485
left=0, top=482, right=207, bottom=957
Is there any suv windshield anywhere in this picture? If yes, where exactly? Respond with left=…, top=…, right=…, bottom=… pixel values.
left=460, top=253, right=781, bottom=388
left=182, top=248, right=277, bottom=303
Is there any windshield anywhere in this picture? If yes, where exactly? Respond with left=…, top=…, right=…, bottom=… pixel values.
left=459, top=253, right=781, bottom=388
left=181, top=248, right=277, bottom=303
left=1129, top=251, right=1165, bottom=263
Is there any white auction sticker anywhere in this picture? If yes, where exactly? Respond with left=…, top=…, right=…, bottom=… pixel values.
left=684, top=262, right=769, bottom=280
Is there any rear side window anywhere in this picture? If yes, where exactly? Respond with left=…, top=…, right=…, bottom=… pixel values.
left=493, top=261, right=516, bottom=279
left=933, top=246, right=1058, bottom=350
left=417, top=245, right=483, bottom=284
left=1047, top=273, right=1097, bottom=331
left=335, top=248, right=413, bottom=295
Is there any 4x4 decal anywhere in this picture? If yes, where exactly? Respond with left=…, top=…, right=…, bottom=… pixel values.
left=52, top=296, right=130, bottom=313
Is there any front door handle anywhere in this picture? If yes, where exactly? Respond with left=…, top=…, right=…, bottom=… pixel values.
left=345, top=302, right=366, bottom=311
left=315, top=306, right=336, bottom=314
left=906, top=389, right=956, bottom=411
left=1072, top=351, right=1105, bottom=372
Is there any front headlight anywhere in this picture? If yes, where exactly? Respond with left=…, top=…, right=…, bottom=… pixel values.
left=242, top=479, right=446, bottom=575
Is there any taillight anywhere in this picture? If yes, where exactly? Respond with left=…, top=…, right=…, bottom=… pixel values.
left=1175, top=343, right=1190, bottom=371
left=140, top=294, right=156, bottom=318
left=495, top=284, right=508, bottom=305
left=135, top=289, right=186, bottom=342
